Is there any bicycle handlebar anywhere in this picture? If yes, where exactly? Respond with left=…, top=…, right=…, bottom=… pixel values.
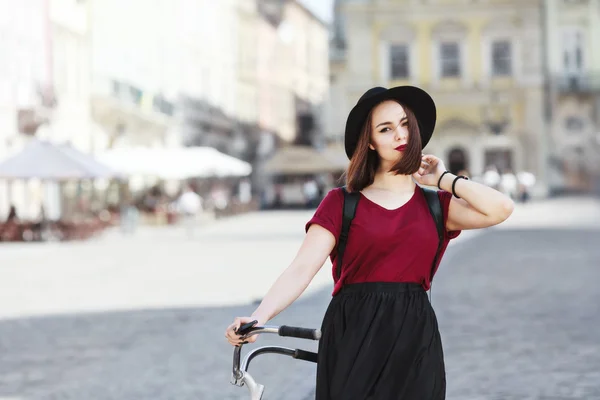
left=279, top=325, right=321, bottom=340
left=231, top=323, right=320, bottom=398
left=235, top=320, right=322, bottom=341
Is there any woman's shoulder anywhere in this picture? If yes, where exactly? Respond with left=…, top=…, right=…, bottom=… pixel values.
left=316, top=187, right=345, bottom=209
left=329, top=186, right=345, bottom=194
left=324, top=186, right=345, bottom=200
left=305, top=187, right=345, bottom=234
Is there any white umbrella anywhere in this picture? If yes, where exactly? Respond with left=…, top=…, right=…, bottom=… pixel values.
left=97, top=147, right=252, bottom=179
left=0, top=139, right=120, bottom=180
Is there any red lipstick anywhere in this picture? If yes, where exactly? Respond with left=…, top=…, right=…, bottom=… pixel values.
left=395, top=145, right=407, bottom=152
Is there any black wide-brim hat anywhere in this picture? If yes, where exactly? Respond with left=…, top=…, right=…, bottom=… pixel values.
left=344, top=86, right=436, bottom=159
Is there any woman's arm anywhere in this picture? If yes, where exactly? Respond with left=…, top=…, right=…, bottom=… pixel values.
left=439, top=172, right=515, bottom=231
left=413, top=155, right=514, bottom=232
left=225, top=224, right=335, bottom=345
left=251, top=224, right=335, bottom=323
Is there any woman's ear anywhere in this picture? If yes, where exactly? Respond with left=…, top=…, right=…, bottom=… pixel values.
left=369, top=143, right=375, bottom=151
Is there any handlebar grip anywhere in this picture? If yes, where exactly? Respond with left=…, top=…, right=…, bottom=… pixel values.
left=278, top=325, right=321, bottom=340
left=294, top=349, right=318, bottom=363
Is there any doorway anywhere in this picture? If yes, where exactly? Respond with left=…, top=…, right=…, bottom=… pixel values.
left=447, top=147, right=469, bottom=175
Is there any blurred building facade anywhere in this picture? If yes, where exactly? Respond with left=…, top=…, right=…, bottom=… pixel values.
left=257, top=0, right=330, bottom=147
left=328, top=0, right=548, bottom=195
left=544, top=0, right=600, bottom=194
left=182, top=0, right=330, bottom=193
left=0, top=0, right=51, bottom=155
left=88, top=0, right=180, bottom=151
left=175, top=0, right=241, bottom=158
left=0, top=0, right=53, bottom=218
left=44, top=0, right=105, bottom=153
left=251, top=0, right=331, bottom=205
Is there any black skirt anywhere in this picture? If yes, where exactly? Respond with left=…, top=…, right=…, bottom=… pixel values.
left=316, top=282, right=445, bottom=400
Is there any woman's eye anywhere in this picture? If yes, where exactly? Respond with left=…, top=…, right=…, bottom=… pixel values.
left=380, top=127, right=391, bottom=133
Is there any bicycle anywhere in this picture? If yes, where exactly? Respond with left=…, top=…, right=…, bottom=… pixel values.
left=230, top=320, right=321, bottom=400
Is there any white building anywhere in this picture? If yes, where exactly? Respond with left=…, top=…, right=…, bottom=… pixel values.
left=88, top=0, right=240, bottom=151
left=89, top=0, right=178, bottom=150
left=42, top=0, right=106, bottom=153
left=544, top=0, right=600, bottom=194
left=0, top=0, right=52, bottom=219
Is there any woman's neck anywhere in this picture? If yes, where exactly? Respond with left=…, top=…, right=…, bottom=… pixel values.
left=369, top=171, right=415, bottom=193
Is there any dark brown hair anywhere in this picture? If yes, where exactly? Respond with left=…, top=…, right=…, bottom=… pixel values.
left=344, top=101, right=422, bottom=192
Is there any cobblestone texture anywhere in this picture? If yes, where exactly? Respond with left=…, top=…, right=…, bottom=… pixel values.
left=0, top=215, right=599, bottom=399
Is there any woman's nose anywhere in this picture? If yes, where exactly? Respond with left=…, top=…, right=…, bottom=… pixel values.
left=394, top=125, right=406, bottom=140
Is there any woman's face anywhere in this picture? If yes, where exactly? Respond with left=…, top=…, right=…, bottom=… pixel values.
left=369, top=100, right=408, bottom=163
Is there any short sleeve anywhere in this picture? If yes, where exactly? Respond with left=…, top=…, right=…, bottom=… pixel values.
left=305, top=188, right=343, bottom=245
left=437, top=190, right=461, bottom=240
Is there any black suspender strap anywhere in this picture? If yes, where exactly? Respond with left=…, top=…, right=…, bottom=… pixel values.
left=421, top=187, right=445, bottom=302
left=336, top=187, right=360, bottom=280
left=335, top=186, right=444, bottom=302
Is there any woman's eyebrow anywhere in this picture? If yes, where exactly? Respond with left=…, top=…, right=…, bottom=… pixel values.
left=375, top=121, right=392, bottom=128
left=375, top=116, right=407, bottom=129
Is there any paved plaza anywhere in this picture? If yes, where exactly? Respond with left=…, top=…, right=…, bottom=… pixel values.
left=0, top=196, right=599, bottom=399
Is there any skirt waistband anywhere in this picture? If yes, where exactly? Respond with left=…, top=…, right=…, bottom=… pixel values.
left=337, top=282, right=425, bottom=295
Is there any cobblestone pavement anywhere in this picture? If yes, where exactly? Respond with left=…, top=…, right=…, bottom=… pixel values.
left=1, top=199, right=600, bottom=399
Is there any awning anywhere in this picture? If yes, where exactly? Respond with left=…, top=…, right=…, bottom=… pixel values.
left=96, top=147, right=252, bottom=179
left=263, top=145, right=348, bottom=175
left=0, top=139, right=120, bottom=180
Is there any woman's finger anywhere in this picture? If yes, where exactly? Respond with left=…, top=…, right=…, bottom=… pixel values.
left=226, top=324, right=241, bottom=340
left=225, top=330, right=236, bottom=342
left=233, top=317, right=242, bottom=332
left=227, top=335, right=257, bottom=347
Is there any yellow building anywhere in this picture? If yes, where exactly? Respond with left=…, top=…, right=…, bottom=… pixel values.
left=328, top=0, right=547, bottom=195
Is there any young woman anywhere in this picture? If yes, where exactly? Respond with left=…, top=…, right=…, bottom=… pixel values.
left=225, top=86, right=514, bottom=399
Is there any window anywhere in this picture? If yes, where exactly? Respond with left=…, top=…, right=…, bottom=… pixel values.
left=565, top=116, right=584, bottom=132
left=389, top=44, right=409, bottom=79
left=492, top=40, right=512, bottom=76
left=562, top=28, right=584, bottom=76
left=440, top=42, right=460, bottom=77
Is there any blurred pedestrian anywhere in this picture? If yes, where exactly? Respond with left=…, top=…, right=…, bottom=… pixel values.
left=177, top=186, right=202, bottom=238
left=303, top=178, right=319, bottom=208
left=238, top=179, right=252, bottom=204
left=225, top=86, right=514, bottom=399
left=483, top=165, right=501, bottom=190
left=501, top=169, right=518, bottom=199
left=517, top=171, right=536, bottom=203
left=120, top=197, right=139, bottom=235
left=6, top=205, right=18, bottom=222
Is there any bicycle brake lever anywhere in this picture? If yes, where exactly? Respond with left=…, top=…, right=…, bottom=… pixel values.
left=235, top=320, right=258, bottom=336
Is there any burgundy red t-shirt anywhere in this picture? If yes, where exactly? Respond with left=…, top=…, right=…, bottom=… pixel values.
left=305, top=185, right=461, bottom=296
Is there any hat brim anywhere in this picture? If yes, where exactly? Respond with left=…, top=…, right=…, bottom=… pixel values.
left=344, top=86, right=436, bottom=159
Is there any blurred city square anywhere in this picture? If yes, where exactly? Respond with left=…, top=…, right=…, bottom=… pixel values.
left=1, top=0, right=600, bottom=399
left=1, top=198, right=600, bottom=399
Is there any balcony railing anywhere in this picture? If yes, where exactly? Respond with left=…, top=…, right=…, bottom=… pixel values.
left=93, top=77, right=175, bottom=117
left=554, top=73, right=600, bottom=94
